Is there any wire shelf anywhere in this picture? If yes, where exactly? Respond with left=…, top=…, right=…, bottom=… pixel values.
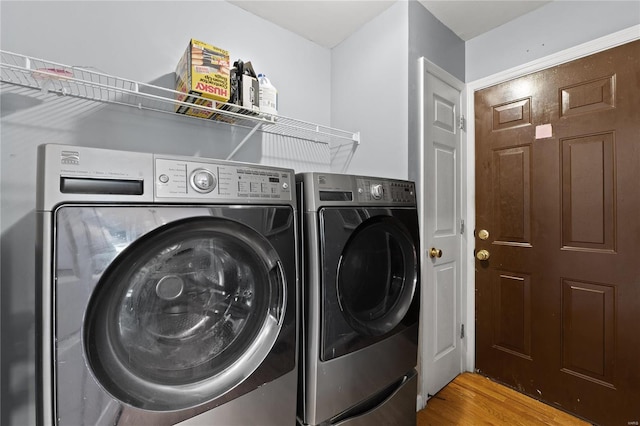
left=0, top=50, right=360, bottom=154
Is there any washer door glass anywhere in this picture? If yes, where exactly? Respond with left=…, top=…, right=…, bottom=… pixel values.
left=84, top=216, right=286, bottom=411
left=336, top=216, right=418, bottom=336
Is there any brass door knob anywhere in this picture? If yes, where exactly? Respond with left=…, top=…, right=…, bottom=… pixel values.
left=478, top=229, right=489, bottom=240
left=429, top=247, right=443, bottom=258
left=476, top=249, right=490, bottom=261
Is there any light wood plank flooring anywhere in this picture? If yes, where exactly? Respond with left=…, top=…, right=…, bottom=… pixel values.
left=416, top=373, right=592, bottom=425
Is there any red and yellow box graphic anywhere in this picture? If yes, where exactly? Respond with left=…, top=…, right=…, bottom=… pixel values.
left=175, top=39, right=230, bottom=118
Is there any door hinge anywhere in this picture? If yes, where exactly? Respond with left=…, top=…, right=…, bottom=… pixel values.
left=460, top=219, right=465, bottom=235
left=459, top=115, right=466, bottom=131
left=460, top=324, right=465, bottom=339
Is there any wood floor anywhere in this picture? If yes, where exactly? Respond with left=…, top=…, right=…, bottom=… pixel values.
left=416, top=373, right=592, bottom=425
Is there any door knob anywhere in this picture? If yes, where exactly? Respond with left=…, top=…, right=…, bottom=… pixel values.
left=429, top=247, right=443, bottom=258
left=476, top=249, right=490, bottom=261
left=478, top=229, right=489, bottom=240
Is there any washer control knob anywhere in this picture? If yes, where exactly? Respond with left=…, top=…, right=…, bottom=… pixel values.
left=282, top=182, right=289, bottom=190
left=371, top=183, right=384, bottom=200
left=190, top=168, right=217, bottom=193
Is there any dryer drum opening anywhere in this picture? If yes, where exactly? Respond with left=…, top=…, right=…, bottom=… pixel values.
left=336, top=216, right=418, bottom=336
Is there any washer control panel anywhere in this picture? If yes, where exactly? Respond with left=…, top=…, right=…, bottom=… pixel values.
left=155, top=158, right=292, bottom=201
left=190, top=168, right=217, bottom=193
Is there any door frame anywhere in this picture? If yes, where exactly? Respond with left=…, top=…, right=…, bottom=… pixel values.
left=462, top=24, right=640, bottom=373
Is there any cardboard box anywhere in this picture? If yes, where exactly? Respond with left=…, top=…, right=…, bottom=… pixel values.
left=175, top=38, right=230, bottom=118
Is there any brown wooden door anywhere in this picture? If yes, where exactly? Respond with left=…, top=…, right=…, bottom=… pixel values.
left=475, top=40, right=640, bottom=425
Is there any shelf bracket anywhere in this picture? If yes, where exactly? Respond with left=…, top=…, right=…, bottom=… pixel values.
left=226, top=122, right=263, bottom=160
left=353, top=131, right=361, bottom=145
left=341, top=141, right=359, bottom=173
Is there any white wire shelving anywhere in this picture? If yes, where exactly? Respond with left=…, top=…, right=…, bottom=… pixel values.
left=0, top=50, right=359, bottom=165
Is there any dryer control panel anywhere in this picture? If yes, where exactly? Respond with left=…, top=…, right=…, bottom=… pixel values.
left=155, top=157, right=293, bottom=202
left=356, top=178, right=415, bottom=204
left=300, top=172, right=416, bottom=210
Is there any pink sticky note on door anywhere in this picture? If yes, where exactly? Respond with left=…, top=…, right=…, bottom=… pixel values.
left=535, top=124, right=552, bottom=139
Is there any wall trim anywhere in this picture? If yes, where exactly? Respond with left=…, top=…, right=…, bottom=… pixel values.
left=468, top=24, right=640, bottom=91
left=462, top=24, right=640, bottom=373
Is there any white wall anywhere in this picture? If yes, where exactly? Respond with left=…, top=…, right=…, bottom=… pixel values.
left=466, top=0, right=640, bottom=81
left=0, top=2, right=333, bottom=424
left=407, top=0, right=465, bottom=187
left=331, top=1, right=409, bottom=179
left=408, top=1, right=465, bottom=83
left=1, top=1, right=331, bottom=124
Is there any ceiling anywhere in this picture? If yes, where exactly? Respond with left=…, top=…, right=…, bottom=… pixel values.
left=228, top=1, right=552, bottom=48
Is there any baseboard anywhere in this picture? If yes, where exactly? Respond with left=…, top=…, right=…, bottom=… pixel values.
left=416, top=393, right=426, bottom=411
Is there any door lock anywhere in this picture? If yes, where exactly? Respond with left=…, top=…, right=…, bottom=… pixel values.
left=476, top=249, right=490, bottom=261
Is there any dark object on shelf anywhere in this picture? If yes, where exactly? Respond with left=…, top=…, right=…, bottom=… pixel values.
left=217, top=60, right=261, bottom=120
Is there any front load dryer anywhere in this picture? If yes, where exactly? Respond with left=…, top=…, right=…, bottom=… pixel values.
left=36, top=144, right=298, bottom=425
left=296, top=172, right=420, bottom=425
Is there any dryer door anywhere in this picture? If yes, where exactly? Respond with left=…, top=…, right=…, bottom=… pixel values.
left=319, top=208, right=420, bottom=361
left=83, top=215, right=287, bottom=411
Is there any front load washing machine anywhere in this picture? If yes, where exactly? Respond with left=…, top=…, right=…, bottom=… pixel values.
left=296, top=172, right=420, bottom=425
left=35, top=144, right=298, bottom=425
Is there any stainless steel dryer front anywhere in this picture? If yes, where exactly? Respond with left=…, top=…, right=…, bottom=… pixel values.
left=36, top=144, right=298, bottom=425
left=296, top=172, right=420, bottom=426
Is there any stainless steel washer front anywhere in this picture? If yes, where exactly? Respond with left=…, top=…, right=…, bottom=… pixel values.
left=36, top=144, right=299, bottom=426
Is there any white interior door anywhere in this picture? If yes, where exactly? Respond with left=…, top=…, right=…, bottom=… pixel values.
left=417, top=58, right=463, bottom=406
